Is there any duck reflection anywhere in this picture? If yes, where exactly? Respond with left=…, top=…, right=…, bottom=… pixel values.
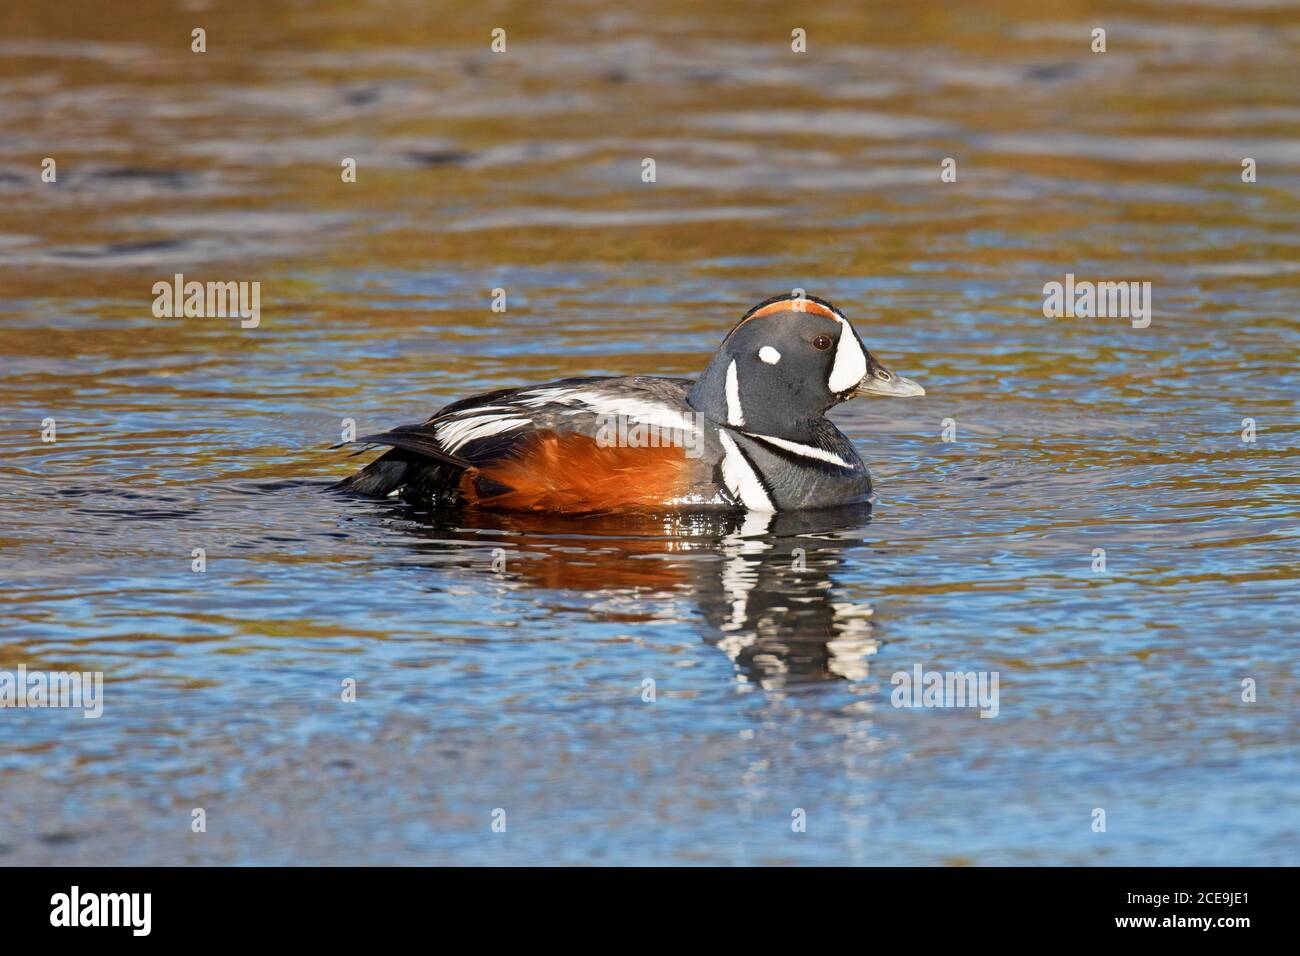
left=387, top=503, right=880, bottom=688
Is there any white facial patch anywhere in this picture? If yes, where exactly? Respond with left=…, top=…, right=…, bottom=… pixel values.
left=725, top=359, right=744, bottom=427
left=826, top=320, right=867, bottom=394
left=758, top=346, right=781, bottom=365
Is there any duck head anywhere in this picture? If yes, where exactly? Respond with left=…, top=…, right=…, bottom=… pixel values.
left=687, top=294, right=925, bottom=441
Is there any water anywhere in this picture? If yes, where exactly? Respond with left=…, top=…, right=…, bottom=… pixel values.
left=1, top=0, right=1297, bottom=864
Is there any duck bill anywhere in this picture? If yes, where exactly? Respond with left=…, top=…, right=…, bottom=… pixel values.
left=853, top=363, right=926, bottom=398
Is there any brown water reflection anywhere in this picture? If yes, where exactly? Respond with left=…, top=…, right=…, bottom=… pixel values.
left=393, top=504, right=882, bottom=687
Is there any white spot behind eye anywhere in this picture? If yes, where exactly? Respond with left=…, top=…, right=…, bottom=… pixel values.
left=758, top=346, right=781, bottom=365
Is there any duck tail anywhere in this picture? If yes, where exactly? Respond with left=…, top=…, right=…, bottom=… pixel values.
left=330, top=447, right=415, bottom=497
left=331, top=427, right=473, bottom=498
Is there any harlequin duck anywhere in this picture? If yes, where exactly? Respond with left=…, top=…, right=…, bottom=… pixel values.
left=336, top=294, right=925, bottom=513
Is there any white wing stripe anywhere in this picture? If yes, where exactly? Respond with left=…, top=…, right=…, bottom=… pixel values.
left=515, top=388, right=701, bottom=434
left=435, top=415, right=529, bottom=451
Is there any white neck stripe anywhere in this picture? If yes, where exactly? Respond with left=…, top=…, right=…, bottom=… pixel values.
left=742, top=431, right=853, bottom=469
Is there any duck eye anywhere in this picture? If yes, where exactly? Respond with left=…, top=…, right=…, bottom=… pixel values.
left=812, top=334, right=833, bottom=351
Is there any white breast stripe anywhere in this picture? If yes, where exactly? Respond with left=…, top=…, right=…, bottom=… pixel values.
left=827, top=320, right=867, bottom=393
left=743, top=431, right=853, bottom=469
left=717, top=430, right=774, bottom=512
left=725, top=360, right=744, bottom=427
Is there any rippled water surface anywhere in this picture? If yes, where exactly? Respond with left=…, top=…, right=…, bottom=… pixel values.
left=1, top=0, right=1298, bottom=864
